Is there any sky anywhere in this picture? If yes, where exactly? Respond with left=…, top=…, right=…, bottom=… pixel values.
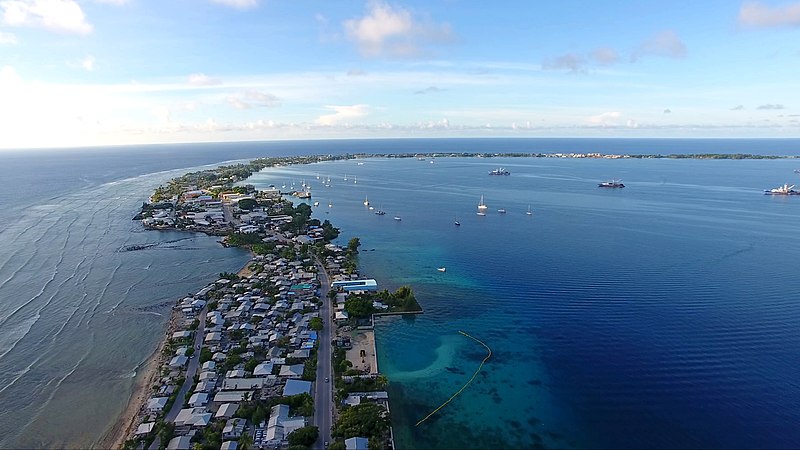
left=1, top=0, right=800, bottom=148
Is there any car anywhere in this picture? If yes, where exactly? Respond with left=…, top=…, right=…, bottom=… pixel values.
left=324, top=442, right=329, bottom=448
left=324, top=377, right=329, bottom=383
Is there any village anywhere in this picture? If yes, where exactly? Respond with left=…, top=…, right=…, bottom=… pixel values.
left=120, top=161, right=420, bottom=450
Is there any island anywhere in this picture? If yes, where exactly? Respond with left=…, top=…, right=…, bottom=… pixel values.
left=115, top=155, right=427, bottom=450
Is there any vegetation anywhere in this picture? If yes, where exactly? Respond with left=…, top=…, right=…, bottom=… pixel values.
left=287, top=426, right=319, bottom=447
left=237, top=198, right=258, bottom=210
left=302, top=346, right=318, bottom=381
left=332, top=403, right=390, bottom=440
left=309, top=317, right=323, bottom=331
left=344, top=296, right=375, bottom=319
left=226, top=232, right=263, bottom=247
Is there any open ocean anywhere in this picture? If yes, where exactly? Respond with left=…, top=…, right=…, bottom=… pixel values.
left=1, top=138, right=800, bottom=448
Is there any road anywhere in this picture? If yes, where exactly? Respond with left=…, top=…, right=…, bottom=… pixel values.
left=313, top=259, right=334, bottom=449
left=149, top=307, right=207, bottom=450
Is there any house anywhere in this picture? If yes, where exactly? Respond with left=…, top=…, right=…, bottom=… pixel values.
left=147, top=397, right=169, bottom=413
left=201, top=361, right=216, bottom=371
left=174, top=408, right=212, bottom=428
left=220, top=441, right=238, bottom=450
left=166, top=435, right=193, bottom=450
left=188, top=392, right=209, bottom=407
left=221, top=377, right=264, bottom=390
left=279, top=364, right=304, bottom=379
left=345, top=437, right=370, bottom=450
left=134, top=422, right=155, bottom=437
left=169, top=355, right=188, bottom=368
left=172, top=330, right=192, bottom=339
left=283, top=379, right=312, bottom=396
left=222, top=418, right=247, bottom=440
left=215, top=403, right=239, bottom=419
left=252, top=361, right=274, bottom=377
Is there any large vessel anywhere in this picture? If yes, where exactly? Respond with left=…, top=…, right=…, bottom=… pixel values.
left=598, top=179, right=625, bottom=188
left=489, top=168, right=510, bottom=176
left=764, top=183, right=800, bottom=195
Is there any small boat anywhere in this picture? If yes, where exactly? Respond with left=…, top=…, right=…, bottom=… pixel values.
left=497, top=209, right=506, bottom=214
left=344, top=174, right=348, bottom=181
left=598, top=179, right=625, bottom=188
left=764, top=183, right=800, bottom=195
left=526, top=205, right=533, bottom=216
left=489, top=168, right=510, bottom=176
left=313, top=201, right=320, bottom=207
left=328, top=201, right=332, bottom=208
left=454, top=218, right=461, bottom=226
left=476, top=211, right=486, bottom=216
left=357, top=162, right=365, bottom=166
left=437, top=267, right=446, bottom=272
left=353, top=177, right=358, bottom=184
left=394, top=216, right=402, bottom=221
left=363, top=196, right=370, bottom=206
left=375, top=209, right=386, bottom=215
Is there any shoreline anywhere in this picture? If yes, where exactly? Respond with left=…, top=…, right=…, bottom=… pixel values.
left=99, top=307, right=183, bottom=449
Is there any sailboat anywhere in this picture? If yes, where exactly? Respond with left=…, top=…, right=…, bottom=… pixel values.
left=344, top=174, right=348, bottom=181
left=477, top=195, right=488, bottom=216
left=328, top=200, right=332, bottom=208
left=363, top=196, right=370, bottom=206
left=353, top=177, right=357, bottom=184
left=375, top=205, right=386, bottom=215
left=526, top=205, right=533, bottom=216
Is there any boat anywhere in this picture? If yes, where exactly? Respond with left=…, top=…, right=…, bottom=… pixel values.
left=357, top=162, right=365, bottom=165
left=328, top=200, right=332, bottom=208
left=363, top=196, right=370, bottom=206
left=497, top=208, right=506, bottom=214
left=489, top=168, right=510, bottom=176
left=526, top=205, right=533, bottom=216
left=313, top=201, right=320, bottom=207
left=353, top=177, right=357, bottom=184
left=476, top=211, right=486, bottom=216
left=478, top=195, right=488, bottom=213
left=295, top=190, right=311, bottom=199
left=394, top=216, right=402, bottom=221
left=375, top=209, right=386, bottom=215
left=437, top=267, right=446, bottom=272
left=764, top=183, right=800, bottom=195
left=454, top=218, right=461, bottom=226
left=598, top=179, right=625, bottom=188
left=344, top=174, right=348, bottom=181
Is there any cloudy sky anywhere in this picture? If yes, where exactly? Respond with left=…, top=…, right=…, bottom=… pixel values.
left=1, top=0, right=799, bottom=148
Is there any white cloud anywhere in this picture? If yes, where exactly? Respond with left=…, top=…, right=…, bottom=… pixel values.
left=0, top=65, right=22, bottom=85
left=316, top=104, right=369, bottom=125
left=631, top=30, right=686, bottom=61
left=757, top=103, right=785, bottom=110
left=188, top=73, right=222, bottom=86
left=626, top=119, right=639, bottom=128
left=591, top=47, right=620, bottom=65
left=0, top=30, right=17, bottom=43
left=81, top=55, right=95, bottom=71
left=343, top=0, right=454, bottom=57
left=588, top=111, right=621, bottom=126
left=414, top=86, right=444, bottom=94
left=226, top=90, right=280, bottom=109
left=210, top=0, right=258, bottom=10
left=738, top=1, right=800, bottom=28
left=542, top=53, right=586, bottom=73
left=1, top=0, right=93, bottom=35
left=91, top=0, right=128, bottom=4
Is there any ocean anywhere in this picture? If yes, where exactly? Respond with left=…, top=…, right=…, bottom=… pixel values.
left=1, top=138, right=800, bottom=448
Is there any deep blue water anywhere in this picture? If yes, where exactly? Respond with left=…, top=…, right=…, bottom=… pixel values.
left=248, top=154, right=800, bottom=449
left=1, top=138, right=800, bottom=448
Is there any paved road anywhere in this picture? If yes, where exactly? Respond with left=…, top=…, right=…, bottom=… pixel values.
left=313, top=260, right=334, bottom=449
left=149, top=307, right=207, bottom=450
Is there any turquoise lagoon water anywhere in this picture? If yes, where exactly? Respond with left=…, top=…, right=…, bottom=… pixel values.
left=250, top=155, right=800, bottom=449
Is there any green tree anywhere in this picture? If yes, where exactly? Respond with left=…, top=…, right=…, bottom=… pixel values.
left=309, top=317, right=323, bottom=331
left=332, top=403, right=389, bottom=440
left=347, top=237, right=361, bottom=253
left=237, top=198, right=258, bottom=210
left=287, top=426, right=319, bottom=447
left=344, top=296, right=375, bottom=319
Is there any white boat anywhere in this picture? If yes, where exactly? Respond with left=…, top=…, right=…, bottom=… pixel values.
left=313, top=201, right=320, bottom=207
left=526, top=205, right=533, bottom=215
left=497, top=208, right=506, bottom=214
left=394, top=216, right=402, bottom=221
left=328, top=201, right=332, bottom=208
left=478, top=195, right=488, bottom=212
left=363, top=196, right=370, bottom=206
left=353, top=177, right=358, bottom=184
left=764, top=183, right=800, bottom=195
left=437, top=267, right=446, bottom=272
left=357, top=162, right=365, bottom=166
left=476, top=211, right=486, bottom=216
left=454, top=218, right=460, bottom=226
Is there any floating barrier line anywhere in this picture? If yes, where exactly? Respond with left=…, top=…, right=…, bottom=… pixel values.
left=415, top=330, right=492, bottom=427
